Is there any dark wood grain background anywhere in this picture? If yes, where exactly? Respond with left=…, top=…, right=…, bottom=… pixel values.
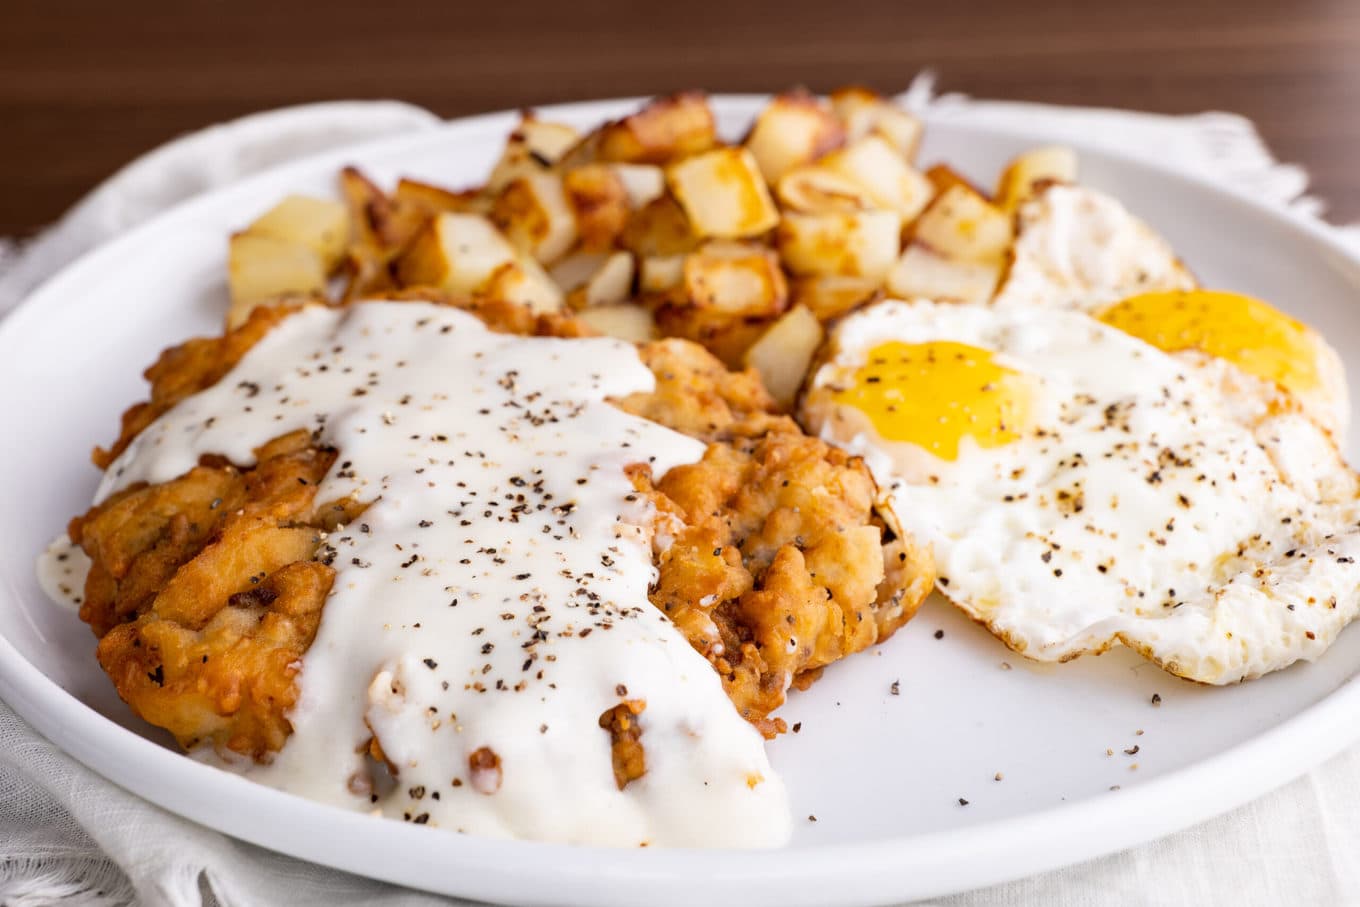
left=5, top=0, right=1358, bottom=236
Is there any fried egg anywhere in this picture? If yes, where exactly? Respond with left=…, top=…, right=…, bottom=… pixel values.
left=802, top=299, right=1360, bottom=683
left=993, top=185, right=1349, bottom=438
left=992, top=184, right=1196, bottom=312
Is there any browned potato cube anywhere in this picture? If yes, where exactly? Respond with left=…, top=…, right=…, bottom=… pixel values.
left=791, top=274, right=884, bottom=322
left=227, top=233, right=327, bottom=328
left=924, top=165, right=986, bottom=199
left=743, top=305, right=824, bottom=409
left=564, top=164, right=631, bottom=251
left=744, top=91, right=845, bottom=184
left=775, top=210, right=901, bottom=280
left=996, top=146, right=1078, bottom=212
left=886, top=243, right=1002, bottom=304
left=683, top=241, right=788, bottom=315
left=246, top=195, right=349, bottom=271
left=565, top=252, right=635, bottom=309
left=776, top=165, right=876, bottom=214
left=829, top=87, right=924, bottom=160
left=912, top=185, right=1012, bottom=264
left=394, top=213, right=517, bottom=294
left=490, top=172, right=578, bottom=264
left=619, top=195, right=700, bottom=257
left=577, top=304, right=659, bottom=343
left=596, top=92, right=717, bottom=164
left=483, top=256, right=565, bottom=313
left=667, top=148, right=780, bottom=239
left=487, top=117, right=581, bottom=192
left=639, top=254, right=686, bottom=293
left=394, top=178, right=491, bottom=217
left=820, top=137, right=933, bottom=221
left=609, top=164, right=667, bottom=208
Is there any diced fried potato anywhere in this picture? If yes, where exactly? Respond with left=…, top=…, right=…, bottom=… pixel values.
left=775, top=210, right=900, bottom=280
left=743, top=305, right=823, bottom=409
left=483, top=256, right=565, bottom=313
left=619, top=195, right=699, bottom=257
left=609, top=164, right=666, bottom=208
left=582, top=251, right=639, bottom=308
left=791, top=274, right=883, bottom=322
left=394, top=178, right=490, bottom=217
left=227, top=233, right=326, bottom=328
left=667, top=148, right=779, bottom=239
left=487, top=117, right=581, bottom=192
left=246, top=195, right=349, bottom=271
left=553, top=250, right=636, bottom=308
left=925, top=164, right=985, bottom=199
left=394, top=213, right=517, bottom=294
left=549, top=251, right=609, bottom=292
left=683, top=242, right=788, bottom=315
left=596, top=92, right=717, bottom=164
left=829, top=87, right=923, bottom=160
left=339, top=166, right=427, bottom=253
left=911, top=185, right=1012, bottom=264
left=886, top=243, right=1002, bottom=304
left=563, top=164, right=630, bottom=251
left=775, top=165, right=876, bottom=214
left=870, top=106, right=924, bottom=161
left=829, top=86, right=883, bottom=139
left=491, top=171, right=578, bottom=264
left=820, top=136, right=933, bottom=221
left=653, top=303, right=773, bottom=369
left=577, top=304, right=658, bottom=342
left=744, top=91, right=845, bottom=184
left=639, top=254, right=686, bottom=293
left=996, top=146, right=1078, bottom=212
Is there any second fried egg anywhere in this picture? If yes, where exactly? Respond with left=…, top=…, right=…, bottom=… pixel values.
left=802, top=299, right=1360, bottom=683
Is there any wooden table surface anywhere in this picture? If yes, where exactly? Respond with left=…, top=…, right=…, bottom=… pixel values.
left=5, top=0, right=1358, bottom=236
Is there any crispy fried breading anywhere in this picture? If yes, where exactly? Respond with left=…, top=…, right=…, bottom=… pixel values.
left=74, top=298, right=930, bottom=757
left=615, top=339, right=931, bottom=733
left=71, top=431, right=341, bottom=756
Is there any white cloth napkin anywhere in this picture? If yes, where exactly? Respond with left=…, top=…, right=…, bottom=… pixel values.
left=3, top=82, right=1360, bottom=907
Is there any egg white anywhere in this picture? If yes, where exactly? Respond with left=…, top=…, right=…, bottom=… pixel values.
left=803, top=299, right=1360, bottom=683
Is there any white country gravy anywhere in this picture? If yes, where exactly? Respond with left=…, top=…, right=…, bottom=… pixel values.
left=89, top=300, right=792, bottom=846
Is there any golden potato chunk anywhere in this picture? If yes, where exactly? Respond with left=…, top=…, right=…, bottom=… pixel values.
left=790, top=274, right=883, bottom=322
left=996, top=145, right=1078, bottom=212
left=563, top=164, right=631, bottom=251
left=245, top=195, right=349, bottom=271
left=487, top=116, right=581, bottom=192
left=745, top=91, right=845, bottom=184
left=776, top=165, right=876, bottom=214
left=775, top=210, right=901, bottom=280
left=667, top=148, right=780, bottom=239
left=596, top=92, right=717, bottom=164
left=829, top=86, right=924, bottom=160
left=226, top=233, right=326, bottom=329
left=577, top=304, right=659, bottom=342
left=683, top=242, right=788, bottom=316
left=820, top=136, right=934, bottom=221
left=490, top=172, right=578, bottom=264
left=912, top=185, right=1012, bottom=264
left=743, top=305, right=823, bottom=410
left=394, top=213, right=517, bottom=294
left=887, top=242, right=1002, bottom=304
left=483, top=256, right=566, bottom=313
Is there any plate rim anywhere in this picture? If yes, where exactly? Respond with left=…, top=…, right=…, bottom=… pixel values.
left=3, top=93, right=1360, bottom=906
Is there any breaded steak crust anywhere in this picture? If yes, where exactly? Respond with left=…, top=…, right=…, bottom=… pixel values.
left=71, top=297, right=932, bottom=756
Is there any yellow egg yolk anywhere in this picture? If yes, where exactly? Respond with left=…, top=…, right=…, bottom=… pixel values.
left=832, top=340, right=1032, bottom=460
left=1097, top=290, right=1320, bottom=398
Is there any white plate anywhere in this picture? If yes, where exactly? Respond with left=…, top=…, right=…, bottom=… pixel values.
left=4, top=96, right=1360, bottom=906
